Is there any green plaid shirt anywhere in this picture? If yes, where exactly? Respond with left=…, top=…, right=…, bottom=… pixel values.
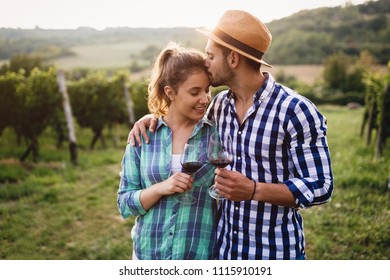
left=118, top=117, right=217, bottom=260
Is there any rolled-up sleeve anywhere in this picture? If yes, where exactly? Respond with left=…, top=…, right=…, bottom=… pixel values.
left=117, top=144, right=147, bottom=218
left=284, top=100, right=334, bottom=208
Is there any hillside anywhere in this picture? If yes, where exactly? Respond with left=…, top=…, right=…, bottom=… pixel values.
left=266, top=0, right=390, bottom=64
left=0, top=27, right=204, bottom=62
left=0, top=0, right=388, bottom=67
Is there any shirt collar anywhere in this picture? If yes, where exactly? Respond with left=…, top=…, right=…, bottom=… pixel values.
left=155, top=117, right=167, bottom=130
left=258, top=72, right=276, bottom=102
left=155, top=116, right=213, bottom=131
left=225, top=71, right=275, bottom=104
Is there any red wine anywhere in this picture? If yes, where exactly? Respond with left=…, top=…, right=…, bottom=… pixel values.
left=182, top=161, right=202, bottom=174
left=210, top=158, right=232, bottom=168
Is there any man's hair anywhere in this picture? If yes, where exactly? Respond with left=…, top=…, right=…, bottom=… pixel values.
left=218, top=43, right=261, bottom=72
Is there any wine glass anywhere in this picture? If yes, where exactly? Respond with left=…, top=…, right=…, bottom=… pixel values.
left=174, top=142, right=203, bottom=204
left=207, top=131, right=233, bottom=200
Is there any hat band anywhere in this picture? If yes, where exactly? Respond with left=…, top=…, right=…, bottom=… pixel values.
left=214, top=28, right=264, bottom=60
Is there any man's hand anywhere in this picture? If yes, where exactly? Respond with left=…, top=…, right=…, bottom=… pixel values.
left=215, top=169, right=297, bottom=207
left=214, top=169, right=253, bottom=201
left=127, top=114, right=157, bottom=146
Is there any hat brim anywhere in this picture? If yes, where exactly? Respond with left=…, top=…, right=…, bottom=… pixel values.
left=196, top=29, right=272, bottom=68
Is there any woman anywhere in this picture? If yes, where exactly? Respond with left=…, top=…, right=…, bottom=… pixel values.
left=117, top=42, right=217, bottom=260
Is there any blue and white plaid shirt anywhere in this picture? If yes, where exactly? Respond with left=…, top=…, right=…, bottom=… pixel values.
left=206, top=73, right=334, bottom=259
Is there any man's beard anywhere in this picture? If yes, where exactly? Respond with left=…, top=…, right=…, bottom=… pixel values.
left=209, top=68, right=234, bottom=87
left=209, top=74, right=220, bottom=87
left=208, top=61, right=233, bottom=87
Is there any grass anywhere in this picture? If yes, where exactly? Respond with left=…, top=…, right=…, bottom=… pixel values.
left=301, top=105, right=390, bottom=260
left=0, top=105, right=389, bottom=260
left=0, top=127, right=133, bottom=260
left=0, top=150, right=132, bottom=260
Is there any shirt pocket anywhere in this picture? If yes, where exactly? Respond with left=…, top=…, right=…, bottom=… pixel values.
left=139, top=142, right=171, bottom=187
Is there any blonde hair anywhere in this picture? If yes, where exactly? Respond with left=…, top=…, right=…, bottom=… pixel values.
left=147, top=42, right=207, bottom=117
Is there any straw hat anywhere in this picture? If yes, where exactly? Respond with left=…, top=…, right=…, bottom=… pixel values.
left=197, top=10, right=272, bottom=67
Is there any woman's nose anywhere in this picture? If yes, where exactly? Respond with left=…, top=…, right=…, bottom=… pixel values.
left=200, top=92, right=210, bottom=104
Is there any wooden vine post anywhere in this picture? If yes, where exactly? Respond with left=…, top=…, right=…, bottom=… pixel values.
left=361, top=62, right=390, bottom=159
left=56, top=70, right=78, bottom=165
left=124, top=83, right=135, bottom=127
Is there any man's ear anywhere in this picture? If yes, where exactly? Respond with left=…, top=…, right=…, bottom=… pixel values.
left=229, top=51, right=240, bottom=67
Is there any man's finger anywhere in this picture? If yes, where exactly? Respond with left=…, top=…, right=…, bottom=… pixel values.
left=139, top=124, right=149, bottom=145
left=127, top=124, right=146, bottom=147
left=149, top=117, right=158, bottom=133
left=127, top=131, right=133, bottom=145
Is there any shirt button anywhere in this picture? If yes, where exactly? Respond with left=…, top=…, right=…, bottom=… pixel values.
left=233, top=231, right=237, bottom=234
left=238, top=131, right=242, bottom=135
left=235, top=207, right=239, bottom=211
left=237, top=157, right=241, bottom=160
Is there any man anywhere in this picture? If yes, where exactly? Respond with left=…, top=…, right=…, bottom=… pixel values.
left=129, top=10, right=334, bottom=260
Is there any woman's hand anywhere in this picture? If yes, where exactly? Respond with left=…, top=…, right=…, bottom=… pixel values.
left=139, top=172, right=193, bottom=210
left=157, top=172, right=194, bottom=196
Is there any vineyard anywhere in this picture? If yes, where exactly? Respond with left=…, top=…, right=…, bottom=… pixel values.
left=0, top=60, right=389, bottom=260
left=0, top=66, right=151, bottom=164
left=1, top=0, right=390, bottom=258
left=0, top=104, right=389, bottom=259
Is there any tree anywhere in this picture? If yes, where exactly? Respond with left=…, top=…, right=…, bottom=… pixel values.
left=15, top=67, right=62, bottom=161
left=361, top=61, right=390, bottom=158
left=7, top=54, right=47, bottom=76
left=322, top=51, right=376, bottom=96
left=0, top=71, right=25, bottom=136
left=323, top=52, right=351, bottom=92
left=68, top=71, right=127, bottom=149
left=128, top=80, right=149, bottom=121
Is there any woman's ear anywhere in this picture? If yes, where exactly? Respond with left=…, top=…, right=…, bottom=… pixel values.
left=164, top=86, right=174, bottom=101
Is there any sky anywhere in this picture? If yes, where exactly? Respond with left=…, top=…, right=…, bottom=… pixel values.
left=0, top=0, right=370, bottom=30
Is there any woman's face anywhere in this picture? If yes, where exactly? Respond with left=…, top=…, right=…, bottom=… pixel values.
left=168, top=70, right=211, bottom=122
